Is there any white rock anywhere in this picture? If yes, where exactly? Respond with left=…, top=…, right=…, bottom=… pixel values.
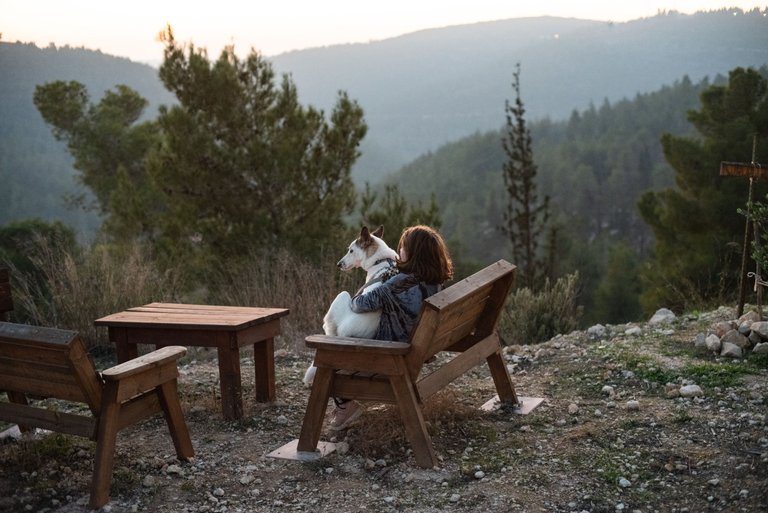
left=568, top=403, right=579, bottom=415
left=588, top=324, right=607, bottom=338
left=142, top=475, right=156, bottom=487
left=753, top=342, right=768, bottom=354
left=618, top=477, right=631, bottom=488
left=649, top=308, right=676, bottom=325
left=449, top=494, right=461, bottom=503
left=626, top=400, right=640, bottom=411
left=625, top=326, right=642, bottom=336
left=750, top=321, right=768, bottom=339
left=720, top=342, right=743, bottom=358
left=474, top=470, right=485, bottom=479
left=705, top=334, right=722, bottom=352
left=601, top=385, right=615, bottom=397
left=680, top=384, right=703, bottom=397
left=721, top=329, right=750, bottom=349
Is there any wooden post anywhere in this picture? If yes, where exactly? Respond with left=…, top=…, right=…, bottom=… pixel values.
left=720, top=143, right=766, bottom=317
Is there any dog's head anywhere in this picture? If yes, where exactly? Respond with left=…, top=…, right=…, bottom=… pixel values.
left=337, top=225, right=389, bottom=271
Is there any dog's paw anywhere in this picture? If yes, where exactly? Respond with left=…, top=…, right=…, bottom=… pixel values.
left=302, top=365, right=317, bottom=387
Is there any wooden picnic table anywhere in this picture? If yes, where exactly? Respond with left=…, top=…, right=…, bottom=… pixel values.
left=95, top=303, right=289, bottom=420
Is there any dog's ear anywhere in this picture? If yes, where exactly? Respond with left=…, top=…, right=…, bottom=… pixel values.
left=358, top=226, right=372, bottom=246
left=372, top=225, right=384, bottom=238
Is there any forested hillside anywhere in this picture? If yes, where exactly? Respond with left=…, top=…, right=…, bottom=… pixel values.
left=384, top=73, right=736, bottom=322
left=0, top=42, right=173, bottom=239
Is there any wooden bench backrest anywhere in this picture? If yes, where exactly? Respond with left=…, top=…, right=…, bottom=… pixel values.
left=0, top=268, right=12, bottom=319
left=0, top=322, right=103, bottom=415
left=404, top=260, right=516, bottom=378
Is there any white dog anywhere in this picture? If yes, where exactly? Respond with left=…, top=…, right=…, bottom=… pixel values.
left=302, top=225, right=398, bottom=386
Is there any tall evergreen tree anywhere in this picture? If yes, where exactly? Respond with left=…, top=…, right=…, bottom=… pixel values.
left=149, top=27, right=367, bottom=266
left=638, top=67, right=768, bottom=312
left=500, top=64, right=551, bottom=289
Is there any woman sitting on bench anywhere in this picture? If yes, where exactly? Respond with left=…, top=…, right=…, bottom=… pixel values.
left=330, top=225, right=454, bottom=430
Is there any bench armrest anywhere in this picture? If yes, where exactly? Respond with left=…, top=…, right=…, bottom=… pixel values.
left=101, top=346, right=187, bottom=381
left=306, top=334, right=410, bottom=355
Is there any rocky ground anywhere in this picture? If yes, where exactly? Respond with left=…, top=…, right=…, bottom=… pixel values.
left=1, top=306, right=767, bottom=513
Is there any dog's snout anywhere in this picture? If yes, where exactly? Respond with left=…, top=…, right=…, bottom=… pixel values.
left=336, top=259, right=344, bottom=269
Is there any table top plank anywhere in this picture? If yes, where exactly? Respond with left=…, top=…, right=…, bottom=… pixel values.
left=94, top=303, right=289, bottom=331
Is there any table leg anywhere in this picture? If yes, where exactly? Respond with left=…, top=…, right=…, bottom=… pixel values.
left=253, top=337, right=276, bottom=402
left=217, top=336, right=243, bottom=420
left=111, top=327, right=138, bottom=363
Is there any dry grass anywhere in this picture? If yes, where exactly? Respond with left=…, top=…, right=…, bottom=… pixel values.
left=205, top=248, right=361, bottom=353
left=7, top=242, right=364, bottom=355
left=9, top=241, right=181, bottom=353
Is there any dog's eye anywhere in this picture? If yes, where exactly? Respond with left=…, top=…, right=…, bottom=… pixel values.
left=349, top=249, right=353, bottom=253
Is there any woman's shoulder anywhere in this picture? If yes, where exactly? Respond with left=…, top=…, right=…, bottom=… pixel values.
left=387, top=272, right=416, bottom=284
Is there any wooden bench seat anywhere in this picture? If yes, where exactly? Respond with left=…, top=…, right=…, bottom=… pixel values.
left=272, top=259, right=531, bottom=468
left=0, top=322, right=194, bottom=508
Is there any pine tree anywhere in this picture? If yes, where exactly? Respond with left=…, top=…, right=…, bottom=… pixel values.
left=639, top=67, right=768, bottom=311
left=500, top=64, right=551, bottom=289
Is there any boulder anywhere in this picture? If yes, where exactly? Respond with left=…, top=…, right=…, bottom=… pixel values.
left=649, top=308, right=676, bottom=325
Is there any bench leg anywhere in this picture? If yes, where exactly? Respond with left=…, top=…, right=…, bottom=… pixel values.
left=91, top=383, right=121, bottom=509
left=217, top=338, right=244, bottom=420
left=389, top=373, right=438, bottom=468
left=253, top=337, right=276, bottom=402
left=297, top=366, right=333, bottom=452
left=6, top=391, right=32, bottom=433
left=157, top=380, right=195, bottom=460
left=487, top=349, right=519, bottom=405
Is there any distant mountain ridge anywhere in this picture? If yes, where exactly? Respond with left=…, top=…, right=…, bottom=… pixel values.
left=270, top=9, right=768, bottom=182
left=1, top=9, right=767, bottom=236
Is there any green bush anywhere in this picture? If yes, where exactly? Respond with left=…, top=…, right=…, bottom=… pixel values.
left=500, top=272, right=582, bottom=345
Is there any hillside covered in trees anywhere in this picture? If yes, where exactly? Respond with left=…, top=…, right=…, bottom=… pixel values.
left=385, top=69, right=767, bottom=323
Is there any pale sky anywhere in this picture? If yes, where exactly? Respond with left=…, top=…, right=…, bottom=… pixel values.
left=2, top=1, right=765, bottom=64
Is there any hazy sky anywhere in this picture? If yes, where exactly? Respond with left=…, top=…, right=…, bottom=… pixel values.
left=2, top=1, right=765, bottom=64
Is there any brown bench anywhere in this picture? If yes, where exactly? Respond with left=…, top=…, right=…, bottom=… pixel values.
left=0, top=322, right=194, bottom=508
left=0, top=268, right=12, bottom=321
left=272, top=259, right=534, bottom=467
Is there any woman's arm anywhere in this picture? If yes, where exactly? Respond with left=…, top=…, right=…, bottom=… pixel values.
left=350, top=284, right=391, bottom=313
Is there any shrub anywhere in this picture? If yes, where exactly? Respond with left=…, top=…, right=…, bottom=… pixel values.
left=500, top=272, right=582, bottom=345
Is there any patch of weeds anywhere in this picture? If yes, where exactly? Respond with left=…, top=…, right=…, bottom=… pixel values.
left=618, top=418, right=642, bottom=430
left=11, top=433, right=83, bottom=469
left=657, top=338, right=693, bottom=358
left=600, top=349, right=678, bottom=386
left=180, top=480, right=196, bottom=492
left=459, top=446, right=512, bottom=475
left=747, top=352, right=768, bottom=370
left=568, top=450, right=621, bottom=485
left=110, top=466, right=141, bottom=496
left=683, top=361, right=753, bottom=388
left=671, top=409, right=694, bottom=424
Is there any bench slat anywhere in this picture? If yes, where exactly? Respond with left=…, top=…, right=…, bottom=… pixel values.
left=0, top=402, right=96, bottom=438
left=0, top=376, right=87, bottom=402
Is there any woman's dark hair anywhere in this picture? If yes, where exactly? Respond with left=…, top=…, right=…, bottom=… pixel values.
left=397, top=225, right=453, bottom=284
